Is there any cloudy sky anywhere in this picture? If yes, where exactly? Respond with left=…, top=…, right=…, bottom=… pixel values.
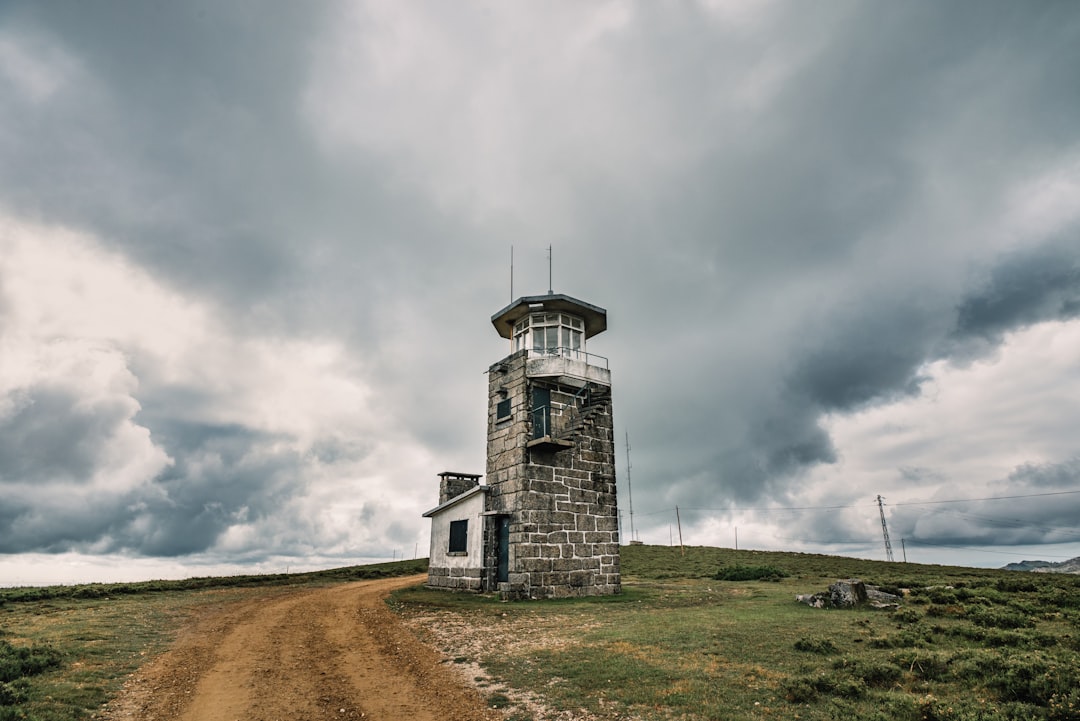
left=2, top=1, right=1079, bottom=585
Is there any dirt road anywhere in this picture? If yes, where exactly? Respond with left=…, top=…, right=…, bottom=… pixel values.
left=101, top=575, right=498, bottom=721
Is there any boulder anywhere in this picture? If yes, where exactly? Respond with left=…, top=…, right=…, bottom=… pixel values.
left=829, top=579, right=867, bottom=608
left=795, top=593, right=827, bottom=608
left=866, top=587, right=902, bottom=609
left=796, top=579, right=901, bottom=610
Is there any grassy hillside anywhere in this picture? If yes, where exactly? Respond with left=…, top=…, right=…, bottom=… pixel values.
left=0, top=560, right=425, bottom=721
left=394, top=545, right=1080, bottom=721
left=3, top=548, right=1079, bottom=721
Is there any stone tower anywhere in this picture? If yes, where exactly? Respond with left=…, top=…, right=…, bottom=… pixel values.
left=483, top=293, right=621, bottom=599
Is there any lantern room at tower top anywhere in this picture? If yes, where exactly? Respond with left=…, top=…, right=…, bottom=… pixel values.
left=490, top=293, right=610, bottom=384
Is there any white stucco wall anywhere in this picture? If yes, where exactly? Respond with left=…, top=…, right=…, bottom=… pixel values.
left=426, top=487, right=487, bottom=590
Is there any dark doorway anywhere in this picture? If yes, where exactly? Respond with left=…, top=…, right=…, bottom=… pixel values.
left=497, top=516, right=510, bottom=583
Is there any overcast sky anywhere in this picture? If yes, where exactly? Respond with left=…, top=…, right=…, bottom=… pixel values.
left=2, top=1, right=1080, bottom=586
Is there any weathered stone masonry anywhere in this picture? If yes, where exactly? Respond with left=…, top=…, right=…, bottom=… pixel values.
left=424, top=292, right=621, bottom=599
left=484, top=348, right=621, bottom=599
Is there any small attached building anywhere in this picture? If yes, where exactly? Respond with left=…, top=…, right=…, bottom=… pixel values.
left=423, top=472, right=487, bottom=591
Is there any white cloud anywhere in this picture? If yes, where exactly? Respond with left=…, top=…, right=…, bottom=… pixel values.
left=0, top=210, right=430, bottom=572
left=823, top=319, right=1080, bottom=490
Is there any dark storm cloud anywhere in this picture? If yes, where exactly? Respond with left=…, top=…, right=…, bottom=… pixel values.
left=122, top=421, right=304, bottom=556
left=1, top=0, right=491, bottom=561
left=0, top=385, right=128, bottom=483
left=792, top=458, right=1080, bottom=548
left=894, top=495, right=1080, bottom=548
left=0, top=1, right=474, bottom=327
left=1005, top=458, right=1080, bottom=490
left=588, top=2, right=1080, bottom=518
left=3, top=0, right=1080, bottom=570
left=953, top=239, right=1080, bottom=346
left=0, top=415, right=305, bottom=556
left=688, top=237, right=1080, bottom=508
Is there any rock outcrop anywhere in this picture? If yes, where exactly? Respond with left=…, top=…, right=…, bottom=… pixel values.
left=796, top=579, right=901, bottom=610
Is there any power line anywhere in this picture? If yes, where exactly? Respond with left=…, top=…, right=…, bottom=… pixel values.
left=902, top=539, right=1080, bottom=559
left=642, top=489, right=1080, bottom=518
left=894, top=490, right=1080, bottom=506
left=912, top=507, right=1080, bottom=540
left=679, top=503, right=861, bottom=513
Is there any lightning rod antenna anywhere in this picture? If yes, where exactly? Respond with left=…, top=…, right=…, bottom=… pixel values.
left=510, top=245, right=514, bottom=302
left=877, top=495, right=895, bottom=562
left=548, top=244, right=553, bottom=294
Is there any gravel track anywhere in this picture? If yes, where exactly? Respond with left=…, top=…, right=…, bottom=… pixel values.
left=100, top=574, right=498, bottom=721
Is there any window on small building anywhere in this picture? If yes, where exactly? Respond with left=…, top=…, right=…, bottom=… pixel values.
left=448, top=519, right=468, bottom=553
left=496, top=398, right=511, bottom=421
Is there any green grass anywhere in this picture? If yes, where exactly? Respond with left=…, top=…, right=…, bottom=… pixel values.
left=392, top=545, right=1080, bottom=721
left=0, top=559, right=426, bottom=721
left=6, top=548, right=1080, bottom=721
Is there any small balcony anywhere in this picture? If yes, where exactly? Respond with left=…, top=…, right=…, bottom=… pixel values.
left=525, top=347, right=610, bottom=386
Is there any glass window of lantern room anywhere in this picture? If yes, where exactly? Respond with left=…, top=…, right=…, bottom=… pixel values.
left=512, top=318, right=529, bottom=352
left=533, top=326, right=557, bottom=352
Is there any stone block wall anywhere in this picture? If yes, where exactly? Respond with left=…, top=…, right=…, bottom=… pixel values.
left=486, top=350, right=621, bottom=599
left=439, top=473, right=480, bottom=505
left=426, top=565, right=483, bottom=591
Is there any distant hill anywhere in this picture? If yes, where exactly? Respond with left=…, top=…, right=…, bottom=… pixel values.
left=1001, top=556, right=1080, bottom=574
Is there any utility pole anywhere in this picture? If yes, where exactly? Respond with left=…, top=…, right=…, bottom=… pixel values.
left=676, top=505, right=685, bottom=556
left=901, top=538, right=907, bottom=563
left=877, top=495, right=895, bottom=562
left=625, top=431, right=636, bottom=542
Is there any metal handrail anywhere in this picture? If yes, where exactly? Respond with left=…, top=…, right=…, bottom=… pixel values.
left=527, top=346, right=609, bottom=369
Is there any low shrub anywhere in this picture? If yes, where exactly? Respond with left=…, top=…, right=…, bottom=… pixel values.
left=780, top=672, right=866, bottom=702
left=995, top=577, right=1039, bottom=594
left=926, top=604, right=966, bottom=619
left=0, top=640, right=63, bottom=684
left=893, top=607, right=922, bottom=624
left=794, top=637, right=838, bottom=655
left=1038, top=586, right=1080, bottom=610
left=713, top=564, right=789, bottom=582
left=831, top=657, right=903, bottom=688
left=0, top=681, right=27, bottom=707
left=987, top=651, right=1079, bottom=706
left=890, top=650, right=951, bottom=681
left=868, top=628, right=931, bottom=649
left=916, top=693, right=1027, bottom=721
left=967, top=606, right=1035, bottom=630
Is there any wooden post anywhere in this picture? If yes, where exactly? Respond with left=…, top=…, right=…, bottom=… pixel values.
left=676, top=505, right=684, bottom=556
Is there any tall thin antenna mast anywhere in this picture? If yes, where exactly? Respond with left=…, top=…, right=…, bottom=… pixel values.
left=625, top=431, right=635, bottom=542
left=548, top=244, right=553, bottom=294
left=510, top=245, right=514, bottom=301
left=877, top=495, right=895, bottom=562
